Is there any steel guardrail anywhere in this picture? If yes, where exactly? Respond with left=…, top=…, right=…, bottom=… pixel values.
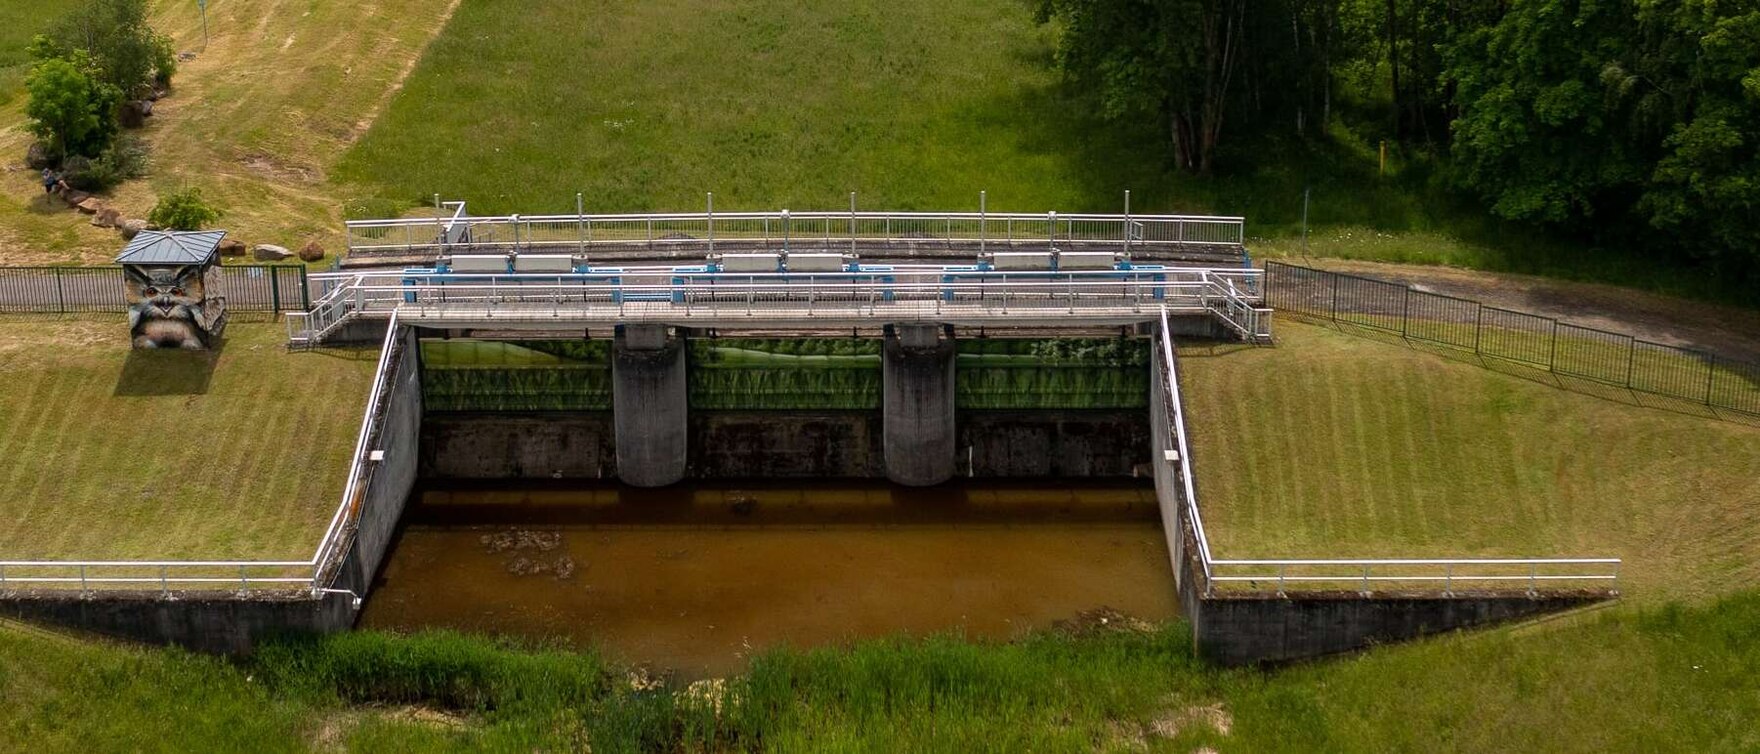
left=345, top=209, right=1247, bottom=256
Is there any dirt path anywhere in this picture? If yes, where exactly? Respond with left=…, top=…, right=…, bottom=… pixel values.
left=1302, top=259, right=1760, bottom=365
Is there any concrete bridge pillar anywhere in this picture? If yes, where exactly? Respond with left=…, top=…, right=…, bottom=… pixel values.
left=613, top=324, right=688, bottom=487
left=883, top=324, right=956, bottom=486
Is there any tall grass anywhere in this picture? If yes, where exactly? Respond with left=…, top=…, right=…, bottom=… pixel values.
left=8, top=592, right=1760, bottom=751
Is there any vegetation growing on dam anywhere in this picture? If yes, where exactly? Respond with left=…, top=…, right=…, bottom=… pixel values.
left=420, top=340, right=613, bottom=412
left=6, top=590, right=1759, bottom=751
left=690, top=339, right=882, bottom=410
left=957, top=338, right=1149, bottom=410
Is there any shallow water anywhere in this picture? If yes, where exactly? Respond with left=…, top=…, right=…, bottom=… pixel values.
left=362, top=481, right=1177, bottom=676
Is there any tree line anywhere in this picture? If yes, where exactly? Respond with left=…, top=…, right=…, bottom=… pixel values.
left=1035, top=0, right=1760, bottom=273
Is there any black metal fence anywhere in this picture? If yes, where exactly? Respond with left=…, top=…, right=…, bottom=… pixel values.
left=1266, top=261, right=1760, bottom=416
left=0, top=265, right=310, bottom=314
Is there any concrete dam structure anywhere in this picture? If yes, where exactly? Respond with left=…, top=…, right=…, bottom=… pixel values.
left=0, top=208, right=1620, bottom=666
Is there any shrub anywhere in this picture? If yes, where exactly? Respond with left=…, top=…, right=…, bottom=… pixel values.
left=62, top=135, right=149, bottom=192
left=24, top=56, right=120, bottom=160
left=149, top=187, right=223, bottom=230
left=34, top=0, right=175, bottom=94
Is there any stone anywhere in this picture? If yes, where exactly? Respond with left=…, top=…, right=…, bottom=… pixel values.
left=91, top=207, right=123, bottom=228
left=297, top=240, right=326, bottom=262
left=217, top=238, right=246, bottom=258
left=58, top=188, right=90, bottom=206
left=73, top=197, right=103, bottom=215
left=120, top=101, right=148, bottom=128
left=253, top=244, right=294, bottom=262
left=117, top=219, right=148, bottom=239
left=25, top=142, right=53, bottom=170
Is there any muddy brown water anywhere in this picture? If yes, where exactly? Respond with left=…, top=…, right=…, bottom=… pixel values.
left=361, top=481, right=1178, bottom=676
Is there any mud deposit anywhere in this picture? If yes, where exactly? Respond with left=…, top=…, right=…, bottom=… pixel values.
left=362, top=481, right=1177, bottom=675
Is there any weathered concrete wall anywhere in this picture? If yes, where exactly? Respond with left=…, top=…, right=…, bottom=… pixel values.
left=0, top=593, right=357, bottom=654
left=421, top=413, right=616, bottom=478
left=422, top=410, right=1148, bottom=480
left=324, top=325, right=424, bottom=597
left=960, top=411, right=1149, bottom=477
left=882, top=325, right=956, bottom=486
left=691, top=411, right=885, bottom=478
left=612, top=325, right=688, bottom=487
left=0, top=327, right=426, bottom=653
left=1195, top=592, right=1603, bottom=666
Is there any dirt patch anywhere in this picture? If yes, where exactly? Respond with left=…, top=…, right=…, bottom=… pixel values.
left=1148, top=702, right=1233, bottom=740
left=311, top=704, right=472, bottom=751
left=1307, top=259, right=1760, bottom=364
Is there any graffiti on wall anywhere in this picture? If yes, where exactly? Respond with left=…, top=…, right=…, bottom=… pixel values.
left=125, top=264, right=224, bottom=349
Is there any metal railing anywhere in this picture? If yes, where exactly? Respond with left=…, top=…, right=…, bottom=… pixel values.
left=345, top=208, right=1246, bottom=256
left=0, top=312, right=405, bottom=595
left=1267, top=261, right=1760, bottom=417
left=287, top=267, right=1270, bottom=344
left=1155, top=307, right=1621, bottom=596
left=0, top=265, right=311, bottom=314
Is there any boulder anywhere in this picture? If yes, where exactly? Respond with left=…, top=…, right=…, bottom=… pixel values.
left=298, top=240, right=326, bottom=262
left=119, top=100, right=153, bottom=128
left=58, top=188, right=91, bottom=206
left=25, top=142, right=53, bottom=170
left=253, top=244, right=294, bottom=262
left=91, top=207, right=123, bottom=228
left=117, top=219, right=148, bottom=239
left=73, top=197, right=104, bottom=215
left=217, top=238, right=247, bottom=258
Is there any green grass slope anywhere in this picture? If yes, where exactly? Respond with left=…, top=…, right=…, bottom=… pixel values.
left=0, top=319, right=376, bottom=560
left=4, top=591, right=1758, bottom=752
left=1179, top=320, right=1760, bottom=601
left=336, top=0, right=1173, bottom=214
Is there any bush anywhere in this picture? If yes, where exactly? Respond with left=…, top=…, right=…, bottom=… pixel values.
left=148, top=187, right=222, bottom=230
left=24, top=56, right=120, bottom=160
left=34, top=0, right=174, bottom=94
left=61, top=136, right=149, bottom=192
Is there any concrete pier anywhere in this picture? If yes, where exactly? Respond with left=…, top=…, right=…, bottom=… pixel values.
left=613, top=325, right=688, bottom=487
left=882, top=324, right=956, bottom=486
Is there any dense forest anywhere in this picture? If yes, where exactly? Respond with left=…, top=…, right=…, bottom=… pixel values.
left=1035, top=0, right=1760, bottom=278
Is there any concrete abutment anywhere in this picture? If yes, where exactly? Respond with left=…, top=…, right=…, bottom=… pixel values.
left=612, top=325, right=688, bottom=487
left=882, top=324, right=957, bottom=486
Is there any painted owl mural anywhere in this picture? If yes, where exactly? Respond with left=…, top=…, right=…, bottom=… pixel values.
left=125, top=264, right=220, bottom=349
left=115, top=230, right=230, bottom=350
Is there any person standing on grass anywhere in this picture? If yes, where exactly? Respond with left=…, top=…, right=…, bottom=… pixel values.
left=42, top=168, right=57, bottom=195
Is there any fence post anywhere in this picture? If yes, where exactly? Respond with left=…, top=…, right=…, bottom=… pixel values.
left=299, top=267, right=311, bottom=310
left=1547, top=320, right=1559, bottom=370
left=1625, top=340, right=1637, bottom=388
left=1704, top=353, right=1717, bottom=406
left=269, top=267, right=281, bottom=312
left=1400, top=285, right=1410, bottom=337
left=1473, top=304, right=1483, bottom=354
left=54, top=267, right=66, bottom=314
left=1328, top=271, right=1339, bottom=321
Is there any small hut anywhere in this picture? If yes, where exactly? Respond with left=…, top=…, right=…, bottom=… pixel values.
left=115, top=230, right=229, bottom=349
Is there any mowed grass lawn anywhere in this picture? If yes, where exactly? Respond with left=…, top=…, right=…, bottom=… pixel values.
left=1180, top=320, right=1760, bottom=601
left=336, top=0, right=1173, bottom=215
left=0, top=319, right=376, bottom=560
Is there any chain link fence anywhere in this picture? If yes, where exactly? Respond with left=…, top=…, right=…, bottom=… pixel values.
left=0, top=265, right=310, bottom=314
left=1266, top=260, right=1760, bottom=417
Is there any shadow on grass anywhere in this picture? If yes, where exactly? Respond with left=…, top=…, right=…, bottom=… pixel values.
left=113, top=338, right=224, bottom=396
